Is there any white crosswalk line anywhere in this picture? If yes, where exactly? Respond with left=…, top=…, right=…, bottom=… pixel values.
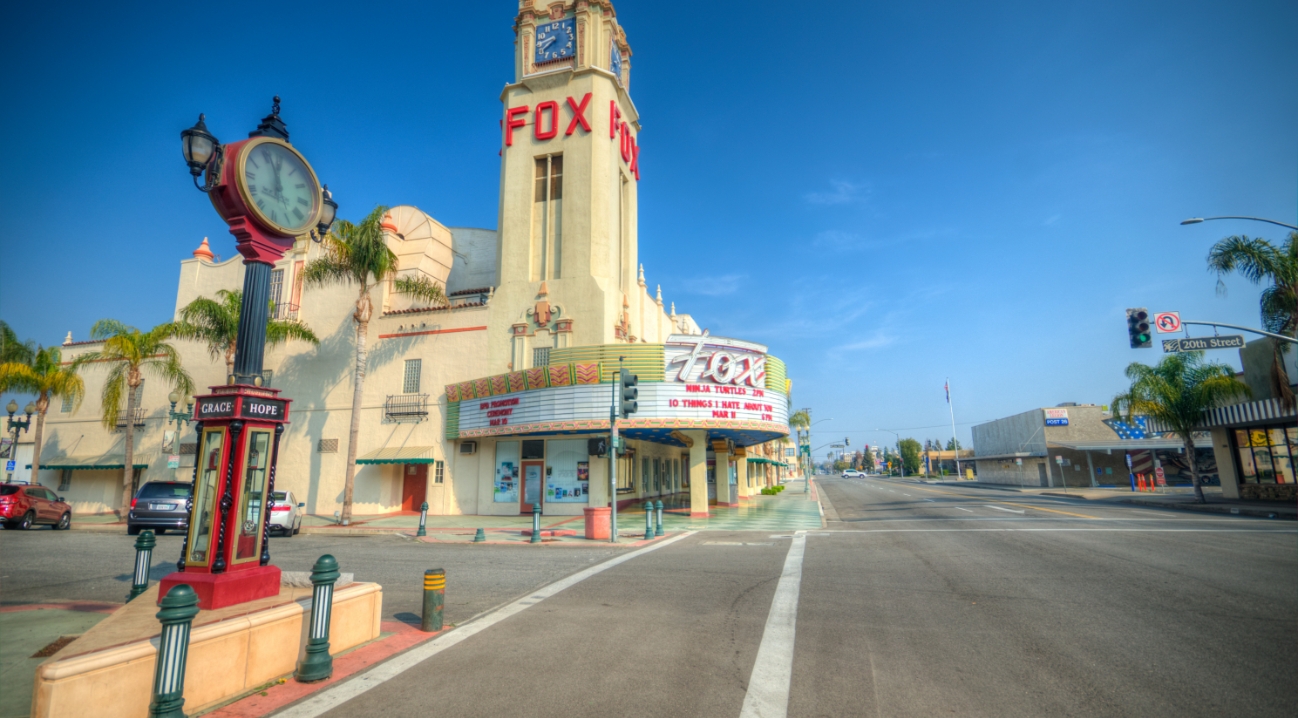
left=739, top=530, right=807, bottom=718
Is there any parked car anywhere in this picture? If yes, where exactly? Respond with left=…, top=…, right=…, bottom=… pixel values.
left=267, top=490, right=304, bottom=536
left=0, top=483, right=72, bottom=530
left=841, top=470, right=864, bottom=478
left=128, top=481, right=192, bottom=536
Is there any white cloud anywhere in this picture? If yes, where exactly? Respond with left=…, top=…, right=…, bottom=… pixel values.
left=680, top=273, right=744, bottom=296
left=804, top=179, right=869, bottom=205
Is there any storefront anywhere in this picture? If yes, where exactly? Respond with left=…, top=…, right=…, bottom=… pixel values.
left=1204, top=398, right=1298, bottom=500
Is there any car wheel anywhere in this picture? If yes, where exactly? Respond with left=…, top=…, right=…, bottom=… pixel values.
left=127, top=524, right=141, bottom=536
left=293, top=518, right=301, bottom=535
left=56, top=513, right=71, bottom=530
left=19, top=512, right=35, bottom=530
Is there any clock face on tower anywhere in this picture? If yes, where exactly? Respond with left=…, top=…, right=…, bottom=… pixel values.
left=236, top=138, right=321, bottom=235
left=610, top=41, right=623, bottom=84
left=535, top=18, right=575, bottom=63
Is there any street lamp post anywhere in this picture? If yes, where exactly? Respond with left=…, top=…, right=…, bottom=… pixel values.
left=877, top=429, right=903, bottom=478
left=166, top=391, right=194, bottom=455
left=1180, top=216, right=1298, bottom=231
left=5, top=400, right=35, bottom=482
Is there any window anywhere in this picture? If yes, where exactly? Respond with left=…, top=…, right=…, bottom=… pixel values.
left=61, top=395, right=73, bottom=413
left=1235, top=426, right=1297, bottom=484
left=269, top=269, right=284, bottom=316
left=58, top=470, right=71, bottom=491
left=533, top=347, right=550, bottom=368
left=435, top=461, right=444, bottom=484
left=531, top=155, right=563, bottom=281
left=642, top=458, right=649, bottom=492
left=318, top=439, right=339, bottom=453
left=403, top=359, right=422, bottom=393
left=261, top=370, right=273, bottom=387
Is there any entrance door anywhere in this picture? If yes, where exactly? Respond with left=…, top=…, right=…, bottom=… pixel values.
left=521, top=460, right=544, bottom=513
left=401, top=464, right=428, bottom=511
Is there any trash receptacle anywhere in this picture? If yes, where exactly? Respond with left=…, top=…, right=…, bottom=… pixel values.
left=583, top=506, right=611, bottom=540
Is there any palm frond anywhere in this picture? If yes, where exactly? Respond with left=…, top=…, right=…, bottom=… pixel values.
left=89, top=318, right=134, bottom=341
left=100, top=362, right=127, bottom=429
left=393, top=275, right=447, bottom=305
left=0, top=320, right=36, bottom=365
left=266, top=320, right=320, bottom=346
left=0, top=362, right=40, bottom=394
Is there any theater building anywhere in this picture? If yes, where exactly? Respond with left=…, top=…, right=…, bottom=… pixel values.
left=36, top=0, right=794, bottom=518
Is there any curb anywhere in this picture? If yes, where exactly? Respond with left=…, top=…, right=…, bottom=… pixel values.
left=1112, top=498, right=1294, bottom=520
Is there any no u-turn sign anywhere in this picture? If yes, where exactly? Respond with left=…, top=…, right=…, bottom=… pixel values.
left=1154, top=312, right=1181, bottom=333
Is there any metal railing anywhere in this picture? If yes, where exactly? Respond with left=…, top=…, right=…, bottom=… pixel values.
left=384, top=394, right=430, bottom=423
left=270, top=302, right=300, bottom=321
left=113, top=407, right=147, bottom=430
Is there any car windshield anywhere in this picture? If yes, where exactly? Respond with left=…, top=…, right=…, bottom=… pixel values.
left=270, top=492, right=288, bottom=502
left=137, top=483, right=191, bottom=499
left=0, top=486, right=20, bottom=496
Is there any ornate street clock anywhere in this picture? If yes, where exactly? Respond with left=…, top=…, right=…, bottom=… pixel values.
left=235, top=138, right=322, bottom=236
left=535, top=17, right=575, bottom=63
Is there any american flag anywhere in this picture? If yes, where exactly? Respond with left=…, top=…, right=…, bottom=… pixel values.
left=945, top=381, right=950, bottom=404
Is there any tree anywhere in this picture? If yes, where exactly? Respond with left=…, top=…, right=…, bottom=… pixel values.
left=301, top=205, right=445, bottom=524
left=0, top=346, right=85, bottom=484
left=0, top=320, right=35, bottom=365
left=1111, top=352, right=1249, bottom=503
left=169, top=289, right=319, bottom=378
left=861, top=450, right=876, bottom=472
left=1207, top=231, right=1297, bottom=406
left=898, top=438, right=922, bottom=476
left=946, top=438, right=962, bottom=451
left=71, top=320, right=193, bottom=515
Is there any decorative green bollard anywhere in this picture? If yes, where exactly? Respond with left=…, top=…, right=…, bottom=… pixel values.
left=654, top=500, right=664, bottom=537
left=530, top=504, right=542, bottom=544
left=416, top=501, right=428, bottom=538
left=473, top=528, right=486, bottom=543
left=148, top=584, right=200, bottom=718
left=128, top=529, right=157, bottom=602
left=295, top=554, right=341, bottom=683
left=643, top=501, right=655, bottom=540
left=422, top=569, right=445, bottom=632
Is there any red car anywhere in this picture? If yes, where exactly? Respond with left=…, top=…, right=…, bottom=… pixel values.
left=0, top=483, right=72, bottom=530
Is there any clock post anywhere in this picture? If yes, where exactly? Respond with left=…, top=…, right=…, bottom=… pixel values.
left=164, top=98, right=336, bottom=610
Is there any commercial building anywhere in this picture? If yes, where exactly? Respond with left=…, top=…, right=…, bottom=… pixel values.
left=33, top=0, right=794, bottom=518
left=970, top=403, right=1216, bottom=489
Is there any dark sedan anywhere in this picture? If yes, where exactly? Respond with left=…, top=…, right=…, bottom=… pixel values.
left=127, top=481, right=192, bottom=536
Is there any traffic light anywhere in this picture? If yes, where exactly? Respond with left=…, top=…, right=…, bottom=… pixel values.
left=620, top=368, right=638, bottom=417
left=1127, top=307, right=1152, bottom=348
left=844, top=437, right=850, bottom=446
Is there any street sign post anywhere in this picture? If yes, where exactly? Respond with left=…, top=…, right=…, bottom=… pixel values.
left=1154, top=312, right=1181, bottom=333
left=1161, top=335, right=1245, bottom=352
left=4, top=460, right=13, bottom=472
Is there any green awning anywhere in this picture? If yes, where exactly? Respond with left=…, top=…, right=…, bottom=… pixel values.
left=746, top=457, right=782, bottom=465
left=356, top=447, right=440, bottom=465
left=31, top=452, right=154, bottom=470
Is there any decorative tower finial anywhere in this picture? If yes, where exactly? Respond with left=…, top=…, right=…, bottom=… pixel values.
left=655, top=284, right=662, bottom=305
left=670, top=302, right=676, bottom=317
left=192, top=237, right=215, bottom=262
left=249, top=95, right=290, bottom=141
left=638, top=264, right=645, bottom=286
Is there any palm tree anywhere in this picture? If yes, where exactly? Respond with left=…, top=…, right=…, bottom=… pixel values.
left=1207, top=231, right=1298, bottom=406
left=788, top=409, right=810, bottom=478
left=0, top=346, right=85, bottom=483
left=0, top=320, right=35, bottom=365
left=1111, top=352, right=1249, bottom=503
left=300, top=205, right=445, bottom=524
left=169, top=289, right=319, bottom=378
left=71, top=320, right=194, bottom=515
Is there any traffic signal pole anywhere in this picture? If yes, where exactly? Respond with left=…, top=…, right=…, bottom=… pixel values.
left=609, top=358, right=621, bottom=543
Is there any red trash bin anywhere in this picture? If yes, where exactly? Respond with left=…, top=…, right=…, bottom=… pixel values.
left=584, top=507, right=611, bottom=540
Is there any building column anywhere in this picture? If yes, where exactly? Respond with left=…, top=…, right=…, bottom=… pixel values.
left=1210, top=427, right=1240, bottom=499
left=1085, top=450, right=1097, bottom=488
left=714, top=440, right=736, bottom=507
left=686, top=431, right=708, bottom=518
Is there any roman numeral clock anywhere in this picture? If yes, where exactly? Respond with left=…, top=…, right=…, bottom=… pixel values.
left=168, top=98, right=335, bottom=610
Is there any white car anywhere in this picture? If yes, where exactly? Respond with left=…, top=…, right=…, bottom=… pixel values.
left=268, top=489, right=304, bottom=536
left=841, top=470, right=864, bottom=478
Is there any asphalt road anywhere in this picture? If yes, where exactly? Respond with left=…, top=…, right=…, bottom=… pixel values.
left=288, top=475, right=1296, bottom=718
left=0, top=530, right=625, bottom=627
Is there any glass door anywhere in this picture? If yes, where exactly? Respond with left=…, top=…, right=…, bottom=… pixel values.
left=186, top=427, right=227, bottom=567
left=234, top=429, right=271, bottom=564
left=521, top=460, right=544, bottom=513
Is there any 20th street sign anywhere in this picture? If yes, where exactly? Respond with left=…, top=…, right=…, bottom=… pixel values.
left=1161, top=335, right=1245, bottom=352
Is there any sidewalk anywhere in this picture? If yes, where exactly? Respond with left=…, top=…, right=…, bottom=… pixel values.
left=910, top=478, right=1296, bottom=520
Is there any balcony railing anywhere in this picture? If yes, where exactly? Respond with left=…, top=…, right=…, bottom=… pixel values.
left=113, top=407, right=146, bottom=431
left=384, top=394, right=430, bottom=423
left=270, top=302, right=300, bottom=321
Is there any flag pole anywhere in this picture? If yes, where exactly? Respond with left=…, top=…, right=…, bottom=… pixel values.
left=947, top=378, right=962, bottom=479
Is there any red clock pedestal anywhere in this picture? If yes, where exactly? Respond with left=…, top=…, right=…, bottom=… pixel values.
left=160, top=384, right=291, bottom=610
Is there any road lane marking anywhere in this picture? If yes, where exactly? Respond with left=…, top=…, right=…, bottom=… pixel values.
left=273, top=531, right=698, bottom=718
left=954, top=507, right=974, bottom=512
left=923, top=499, right=935, bottom=502
left=702, top=541, right=774, bottom=546
left=985, top=505, right=1026, bottom=514
left=811, top=528, right=1297, bottom=533
left=998, top=501, right=1099, bottom=519
left=739, top=530, right=807, bottom=718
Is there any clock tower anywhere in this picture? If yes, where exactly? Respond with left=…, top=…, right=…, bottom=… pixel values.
left=492, top=0, right=641, bottom=373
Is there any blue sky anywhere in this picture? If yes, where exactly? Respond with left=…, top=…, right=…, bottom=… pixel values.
left=1, top=0, right=1294, bottom=454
